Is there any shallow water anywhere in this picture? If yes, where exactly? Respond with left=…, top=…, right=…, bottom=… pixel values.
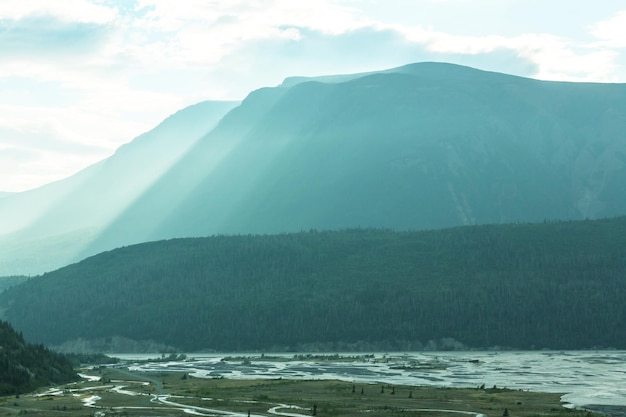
left=116, top=351, right=626, bottom=412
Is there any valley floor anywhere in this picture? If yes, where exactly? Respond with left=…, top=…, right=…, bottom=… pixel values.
left=0, top=367, right=605, bottom=417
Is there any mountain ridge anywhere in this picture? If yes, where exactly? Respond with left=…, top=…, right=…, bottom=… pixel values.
left=2, top=62, right=626, bottom=275
left=133, top=64, right=624, bottom=234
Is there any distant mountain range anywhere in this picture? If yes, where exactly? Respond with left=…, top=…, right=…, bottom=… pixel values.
left=2, top=62, right=626, bottom=276
left=1, top=217, right=624, bottom=352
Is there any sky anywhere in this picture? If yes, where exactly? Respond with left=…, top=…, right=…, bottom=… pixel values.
left=1, top=0, right=625, bottom=192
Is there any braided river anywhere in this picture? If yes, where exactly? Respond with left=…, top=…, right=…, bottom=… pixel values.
left=116, top=350, right=626, bottom=415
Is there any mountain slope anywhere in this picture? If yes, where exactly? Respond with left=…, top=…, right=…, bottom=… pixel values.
left=1, top=217, right=625, bottom=351
left=0, top=320, right=78, bottom=395
left=0, top=100, right=239, bottom=275
left=82, top=62, right=626, bottom=259
left=3, top=62, right=626, bottom=275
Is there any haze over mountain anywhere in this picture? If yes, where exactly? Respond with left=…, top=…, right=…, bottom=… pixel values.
left=2, top=62, right=626, bottom=276
left=80, top=62, right=626, bottom=256
left=0, top=101, right=239, bottom=275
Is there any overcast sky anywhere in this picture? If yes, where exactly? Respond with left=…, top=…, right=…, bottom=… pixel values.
left=1, top=0, right=625, bottom=192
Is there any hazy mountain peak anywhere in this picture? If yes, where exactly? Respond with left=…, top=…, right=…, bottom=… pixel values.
left=279, top=61, right=515, bottom=89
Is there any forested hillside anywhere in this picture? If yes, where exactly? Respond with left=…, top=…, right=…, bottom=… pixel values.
left=1, top=217, right=625, bottom=352
left=0, top=320, right=78, bottom=395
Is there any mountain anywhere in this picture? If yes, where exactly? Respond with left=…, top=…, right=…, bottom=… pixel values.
left=0, top=100, right=239, bottom=276
left=80, top=62, right=626, bottom=258
left=0, top=320, right=78, bottom=395
left=3, top=62, right=626, bottom=275
left=1, top=217, right=624, bottom=352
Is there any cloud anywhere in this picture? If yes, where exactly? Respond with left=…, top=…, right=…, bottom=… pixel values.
left=0, top=2, right=121, bottom=89
left=123, top=0, right=622, bottom=85
left=133, top=0, right=367, bottom=34
left=0, top=0, right=117, bottom=24
left=0, top=147, right=39, bottom=166
left=206, top=20, right=617, bottom=90
left=193, top=25, right=543, bottom=102
left=100, top=0, right=370, bottom=74
left=589, top=10, right=626, bottom=48
left=0, top=121, right=100, bottom=154
left=386, top=24, right=621, bottom=82
left=0, top=16, right=113, bottom=58
left=3, top=1, right=608, bottom=90
left=0, top=126, right=104, bottom=192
